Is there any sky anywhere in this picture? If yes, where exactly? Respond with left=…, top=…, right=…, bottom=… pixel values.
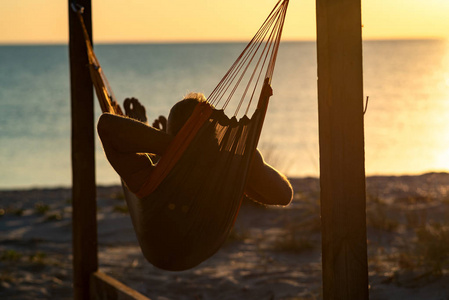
left=0, top=0, right=448, bottom=44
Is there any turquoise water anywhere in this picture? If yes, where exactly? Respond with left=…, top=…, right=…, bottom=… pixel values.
left=1, top=40, right=448, bottom=189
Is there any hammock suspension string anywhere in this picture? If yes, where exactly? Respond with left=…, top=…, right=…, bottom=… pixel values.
left=208, top=0, right=289, bottom=117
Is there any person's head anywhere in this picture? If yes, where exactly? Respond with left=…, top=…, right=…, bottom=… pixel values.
left=166, top=92, right=207, bottom=136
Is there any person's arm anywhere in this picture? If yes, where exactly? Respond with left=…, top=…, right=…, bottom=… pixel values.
left=244, top=149, right=293, bottom=206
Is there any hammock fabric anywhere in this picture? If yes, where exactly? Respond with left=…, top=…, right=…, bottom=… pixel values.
left=73, top=0, right=289, bottom=271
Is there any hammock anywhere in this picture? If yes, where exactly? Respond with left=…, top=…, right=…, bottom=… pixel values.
left=72, top=0, right=289, bottom=271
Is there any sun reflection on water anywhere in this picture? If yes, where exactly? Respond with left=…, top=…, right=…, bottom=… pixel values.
left=364, top=39, right=449, bottom=175
left=422, top=41, right=449, bottom=172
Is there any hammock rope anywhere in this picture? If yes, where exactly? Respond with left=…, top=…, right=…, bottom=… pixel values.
left=72, top=0, right=288, bottom=119
left=208, top=0, right=289, bottom=117
left=71, top=2, right=122, bottom=115
left=71, top=0, right=290, bottom=271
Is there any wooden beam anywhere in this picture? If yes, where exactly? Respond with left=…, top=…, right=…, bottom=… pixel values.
left=90, top=272, right=151, bottom=300
left=69, top=1, right=98, bottom=299
left=315, top=0, right=369, bottom=299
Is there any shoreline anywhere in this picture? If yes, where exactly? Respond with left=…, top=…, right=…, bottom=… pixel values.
left=2, top=171, right=449, bottom=192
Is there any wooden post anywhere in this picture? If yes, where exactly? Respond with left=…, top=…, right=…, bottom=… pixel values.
left=315, top=0, right=369, bottom=299
left=69, top=1, right=98, bottom=299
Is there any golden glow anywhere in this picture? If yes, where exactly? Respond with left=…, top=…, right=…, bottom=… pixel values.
left=0, top=0, right=448, bottom=44
left=436, top=149, right=449, bottom=172
left=362, top=0, right=449, bottom=40
left=433, top=44, right=449, bottom=171
left=434, top=99, right=449, bottom=171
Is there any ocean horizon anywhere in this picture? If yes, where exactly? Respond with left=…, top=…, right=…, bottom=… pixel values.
left=1, top=39, right=449, bottom=189
left=0, top=37, right=445, bottom=46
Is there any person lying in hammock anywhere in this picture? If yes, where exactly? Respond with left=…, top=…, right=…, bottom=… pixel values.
left=97, top=96, right=293, bottom=207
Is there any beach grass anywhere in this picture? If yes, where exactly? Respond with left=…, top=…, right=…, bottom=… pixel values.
left=113, top=204, right=129, bottom=214
left=366, top=194, right=400, bottom=232
left=34, top=202, right=50, bottom=215
left=0, top=250, right=22, bottom=262
left=414, top=222, right=449, bottom=276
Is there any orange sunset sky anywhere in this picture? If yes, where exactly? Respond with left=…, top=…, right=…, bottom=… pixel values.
left=0, top=0, right=448, bottom=44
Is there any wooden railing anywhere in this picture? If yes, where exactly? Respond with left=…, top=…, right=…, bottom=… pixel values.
left=90, top=272, right=150, bottom=300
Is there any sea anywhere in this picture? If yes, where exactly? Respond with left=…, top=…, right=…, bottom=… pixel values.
left=1, top=40, right=449, bottom=189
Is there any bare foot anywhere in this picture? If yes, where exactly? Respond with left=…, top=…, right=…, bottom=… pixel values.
left=152, top=116, right=167, bottom=132
left=123, top=98, right=147, bottom=123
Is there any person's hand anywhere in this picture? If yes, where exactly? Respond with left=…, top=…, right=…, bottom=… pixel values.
left=123, top=97, right=148, bottom=123
left=257, top=78, right=273, bottom=109
left=152, top=116, right=167, bottom=132
left=261, top=78, right=273, bottom=98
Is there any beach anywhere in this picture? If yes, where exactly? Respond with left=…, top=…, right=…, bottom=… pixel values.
left=1, top=173, right=449, bottom=299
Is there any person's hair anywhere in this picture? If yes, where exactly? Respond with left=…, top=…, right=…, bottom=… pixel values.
left=167, top=93, right=207, bottom=136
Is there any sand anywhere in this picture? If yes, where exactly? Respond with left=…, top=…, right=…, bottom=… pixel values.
left=1, top=173, right=449, bottom=299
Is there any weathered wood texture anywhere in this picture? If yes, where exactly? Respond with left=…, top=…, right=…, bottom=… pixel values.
left=90, top=272, right=151, bottom=300
left=69, top=1, right=98, bottom=299
left=315, top=0, right=369, bottom=299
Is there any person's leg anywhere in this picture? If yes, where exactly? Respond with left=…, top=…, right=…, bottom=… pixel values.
left=245, top=149, right=293, bottom=206
left=97, top=99, right=173, bottom=193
